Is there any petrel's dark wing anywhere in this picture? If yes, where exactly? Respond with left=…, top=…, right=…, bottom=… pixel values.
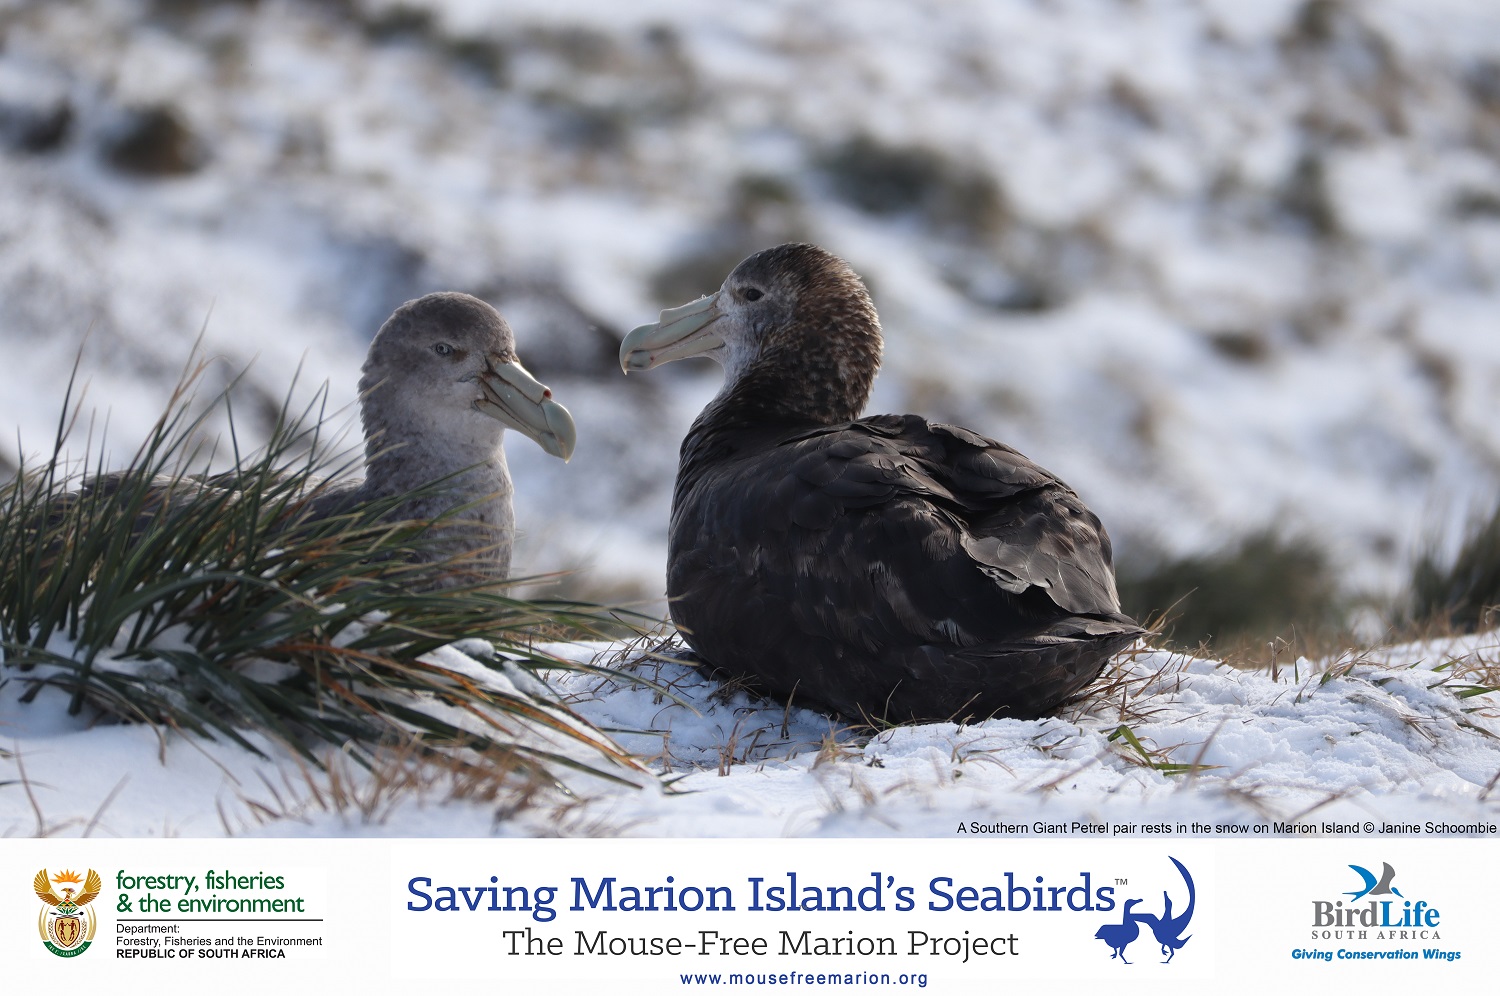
left=773, top=413, right=1128, bottom=614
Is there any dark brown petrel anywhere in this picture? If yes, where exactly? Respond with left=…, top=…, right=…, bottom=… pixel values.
left=620, top=243, right=1141, bottom=724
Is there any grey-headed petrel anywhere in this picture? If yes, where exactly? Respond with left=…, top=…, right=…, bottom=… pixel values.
left=327, top=291, right=575, bottom=579
left=70, top=292, right=575, bottom=583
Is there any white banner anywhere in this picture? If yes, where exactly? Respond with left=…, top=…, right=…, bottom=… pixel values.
left=1, top=837, right=1488, bottom=993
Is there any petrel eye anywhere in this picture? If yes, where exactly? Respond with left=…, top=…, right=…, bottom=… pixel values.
left=433, top=342, right=455, bottom=357
left=743, top=287, right=764, bottom=302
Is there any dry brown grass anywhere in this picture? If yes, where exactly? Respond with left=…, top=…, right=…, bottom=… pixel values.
left=219, top=741, right=642, bottom=836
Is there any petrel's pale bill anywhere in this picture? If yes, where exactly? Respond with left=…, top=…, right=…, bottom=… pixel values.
left=619, top=293, right=724, bottom=372
left=475, top=358, right=577, bottom=461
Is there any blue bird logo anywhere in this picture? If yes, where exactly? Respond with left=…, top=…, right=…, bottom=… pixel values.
left=1094, top=899, right=1146, bottom=963
left=1345, top=862, right=1403, bottom=902
left=1095, top=856, right=1195, bottom=965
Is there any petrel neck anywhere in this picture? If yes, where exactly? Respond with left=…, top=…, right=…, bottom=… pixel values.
left=678, top=332, right=876, bottom=494
left=704, top=331, right=877, bottom=430
left=360, top=404, right=507, bottom=498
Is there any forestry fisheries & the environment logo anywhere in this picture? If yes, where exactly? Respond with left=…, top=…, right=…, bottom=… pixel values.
left=35, top=868, right=102, bottom=958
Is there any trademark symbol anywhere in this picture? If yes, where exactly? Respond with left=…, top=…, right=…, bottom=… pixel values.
left=1115, top=878, right=1128, bottom=886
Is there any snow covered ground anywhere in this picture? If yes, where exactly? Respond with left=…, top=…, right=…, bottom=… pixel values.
left=4, top=630, right=1497, bottom=837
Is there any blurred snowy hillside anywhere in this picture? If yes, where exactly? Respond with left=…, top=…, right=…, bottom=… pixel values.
left=1, top=0, right=1498, bottom=613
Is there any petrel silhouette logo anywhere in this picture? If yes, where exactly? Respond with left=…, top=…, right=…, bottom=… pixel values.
left=1093, top=856, right=1195, bottom=965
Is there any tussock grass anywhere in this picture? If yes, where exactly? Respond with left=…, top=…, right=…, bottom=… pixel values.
left=0, top=356, right=643, bottom=796
left=1116, top=530, right=1345, bottom=660
left=815, top=135, right=1005, bottom=239
left=1408, top=500, right=1500, bottom=634
left=1117, top=510, right=1500, bottom=672
left=223, top=741, right=591, bottom=834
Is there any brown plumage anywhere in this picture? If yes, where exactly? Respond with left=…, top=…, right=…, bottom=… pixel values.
left=620, top=243, right=1142, bottom=724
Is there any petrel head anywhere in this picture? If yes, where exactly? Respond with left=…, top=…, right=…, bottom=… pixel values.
left=361, top=292, right=576, bottom=461
left=620, top=244, right=881, bottom=424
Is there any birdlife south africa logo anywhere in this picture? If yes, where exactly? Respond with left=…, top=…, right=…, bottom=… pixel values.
left=1311, top=861, right=1442, bottom=938
left=35, top=868, right=102, bottom=958
left=1093, top=856, right=1195, bottom=965
left=1293, top=859, right=1463, bottom=963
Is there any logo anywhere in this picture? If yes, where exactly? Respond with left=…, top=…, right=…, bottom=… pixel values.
left=1295, top=858, right=1462, bottom=963
left=35, top=868, right=102, bottom=958
left=1310, top=860, right=1441, bottom=938
left=1344, top=861, right=1402, bottom=901
left=1093, top=856, right=1195, bottom=965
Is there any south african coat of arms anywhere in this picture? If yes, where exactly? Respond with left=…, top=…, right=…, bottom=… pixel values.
left=35, top=868, right=102, bottom=957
